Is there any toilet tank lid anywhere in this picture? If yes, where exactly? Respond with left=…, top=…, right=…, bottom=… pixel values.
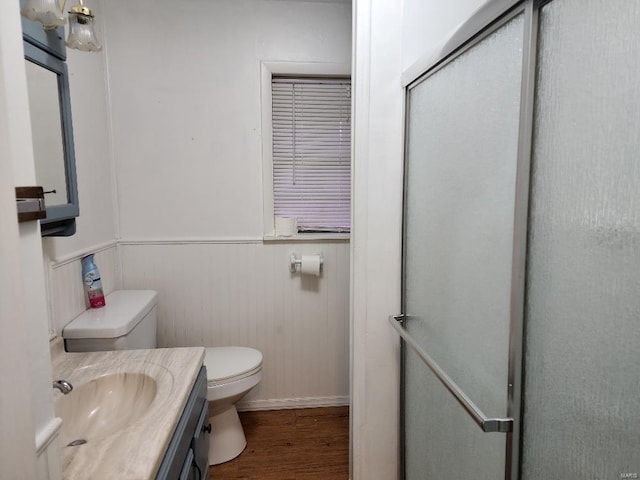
left=62, top=290, right=158, bottom=339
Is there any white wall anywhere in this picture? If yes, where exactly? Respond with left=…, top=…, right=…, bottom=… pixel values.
left=401, top=0, right=487, bottom=73
left=351, top=1, right=404, bottom=477
left=104, top=0, right=351, bottom=239
left=351, top=0, right=489, bottom=478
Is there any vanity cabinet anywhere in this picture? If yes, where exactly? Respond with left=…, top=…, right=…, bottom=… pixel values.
left=156, top=365, right=210, bottom=480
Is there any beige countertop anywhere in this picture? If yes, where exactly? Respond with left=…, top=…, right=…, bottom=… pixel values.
left=51, top=343, right=205, bottom=480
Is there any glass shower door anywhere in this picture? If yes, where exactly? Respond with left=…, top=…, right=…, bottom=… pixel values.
left=398, top=12, right=525, bottom=480
left=521, top=0, right=640, bottom=478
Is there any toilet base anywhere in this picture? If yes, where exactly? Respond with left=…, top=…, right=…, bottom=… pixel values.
left=208, top=404, right=247, bottom=465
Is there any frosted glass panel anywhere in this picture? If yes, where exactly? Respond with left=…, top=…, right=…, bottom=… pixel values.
left=522, top=1, right=640, bottom=479
left=404, top=349, right=506, bottom=479
left=403, top=14, right=523, bottom=479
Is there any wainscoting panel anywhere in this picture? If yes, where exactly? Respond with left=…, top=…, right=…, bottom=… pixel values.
left=48, top=244, right=120, bottom=336
left=35, top=435, right=61, bottom=480
left=120, top=241, right=350, bottom=409
left=35, top=417, right=62, bottom=480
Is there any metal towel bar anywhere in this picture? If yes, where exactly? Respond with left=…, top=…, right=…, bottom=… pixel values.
left=389, top=314, right=513, bottom=433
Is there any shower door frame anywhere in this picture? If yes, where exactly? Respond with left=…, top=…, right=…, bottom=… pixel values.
left=396, top=1, right=547, bottom=478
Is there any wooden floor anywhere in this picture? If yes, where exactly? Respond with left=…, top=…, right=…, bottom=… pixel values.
left=208, top=406, right=349, bottom=480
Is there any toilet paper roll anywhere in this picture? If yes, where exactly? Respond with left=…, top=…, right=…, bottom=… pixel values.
left=300, top=255, right=321, bottom=276
left=275, top=216, right=298, bottom=237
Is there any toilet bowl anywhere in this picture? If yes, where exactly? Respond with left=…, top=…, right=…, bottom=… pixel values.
left=203, top=346, right=263, bottom=465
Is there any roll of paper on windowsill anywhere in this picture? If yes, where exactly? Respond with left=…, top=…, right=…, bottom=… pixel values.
left=275, top=216, right=298, bottom=236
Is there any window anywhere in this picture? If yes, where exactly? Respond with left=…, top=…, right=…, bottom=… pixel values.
left=262, top=65, right=351, bottom=236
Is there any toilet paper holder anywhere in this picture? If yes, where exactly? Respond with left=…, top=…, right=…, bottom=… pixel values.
left=289, top=253, right=323, bottom=273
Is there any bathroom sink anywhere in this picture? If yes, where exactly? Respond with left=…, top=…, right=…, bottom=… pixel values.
left=55, top=372, right=157, bottom=447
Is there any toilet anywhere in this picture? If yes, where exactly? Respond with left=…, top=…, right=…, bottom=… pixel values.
left=62, top=289, right=263, bottom=466
left=204, top=346, right=262, bottom=465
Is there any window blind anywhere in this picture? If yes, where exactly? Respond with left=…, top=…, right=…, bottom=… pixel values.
left=272, top=77, right=351, bottom=232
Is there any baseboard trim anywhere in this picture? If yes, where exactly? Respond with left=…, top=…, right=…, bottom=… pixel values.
left=237, top=396, right=349, bottom=412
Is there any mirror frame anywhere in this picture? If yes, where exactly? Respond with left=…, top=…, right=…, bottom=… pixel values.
left=23, top=20, right=78, bottom=237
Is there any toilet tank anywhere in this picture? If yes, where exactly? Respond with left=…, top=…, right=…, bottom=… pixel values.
left=63, top=290, right=158, bottom=352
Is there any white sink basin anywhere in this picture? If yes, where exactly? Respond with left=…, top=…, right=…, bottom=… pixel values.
left=51, top=347, right=203, bottom=479
left=56, top=372, right=157, bottom=446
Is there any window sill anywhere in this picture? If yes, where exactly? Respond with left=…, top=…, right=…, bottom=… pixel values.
left=263, top=233, right=350, bottom=242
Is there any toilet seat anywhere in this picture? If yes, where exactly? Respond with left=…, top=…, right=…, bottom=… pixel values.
left=204, top=347, right=263, bottom=386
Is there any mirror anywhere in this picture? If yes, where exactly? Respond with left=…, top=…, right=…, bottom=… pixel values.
left=24, top=59, right=68, bottom=206
left=22, top=22, right=78, bottom=237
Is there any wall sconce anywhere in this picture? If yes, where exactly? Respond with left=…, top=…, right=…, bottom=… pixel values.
left=21, top=0, right=101, bottom=52
left=66, top=0, right=101, bottom=52
left=21, top=0, right=65, bottom=30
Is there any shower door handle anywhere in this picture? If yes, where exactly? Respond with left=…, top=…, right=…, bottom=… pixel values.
left=389, top=315, right=513, bottom=433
